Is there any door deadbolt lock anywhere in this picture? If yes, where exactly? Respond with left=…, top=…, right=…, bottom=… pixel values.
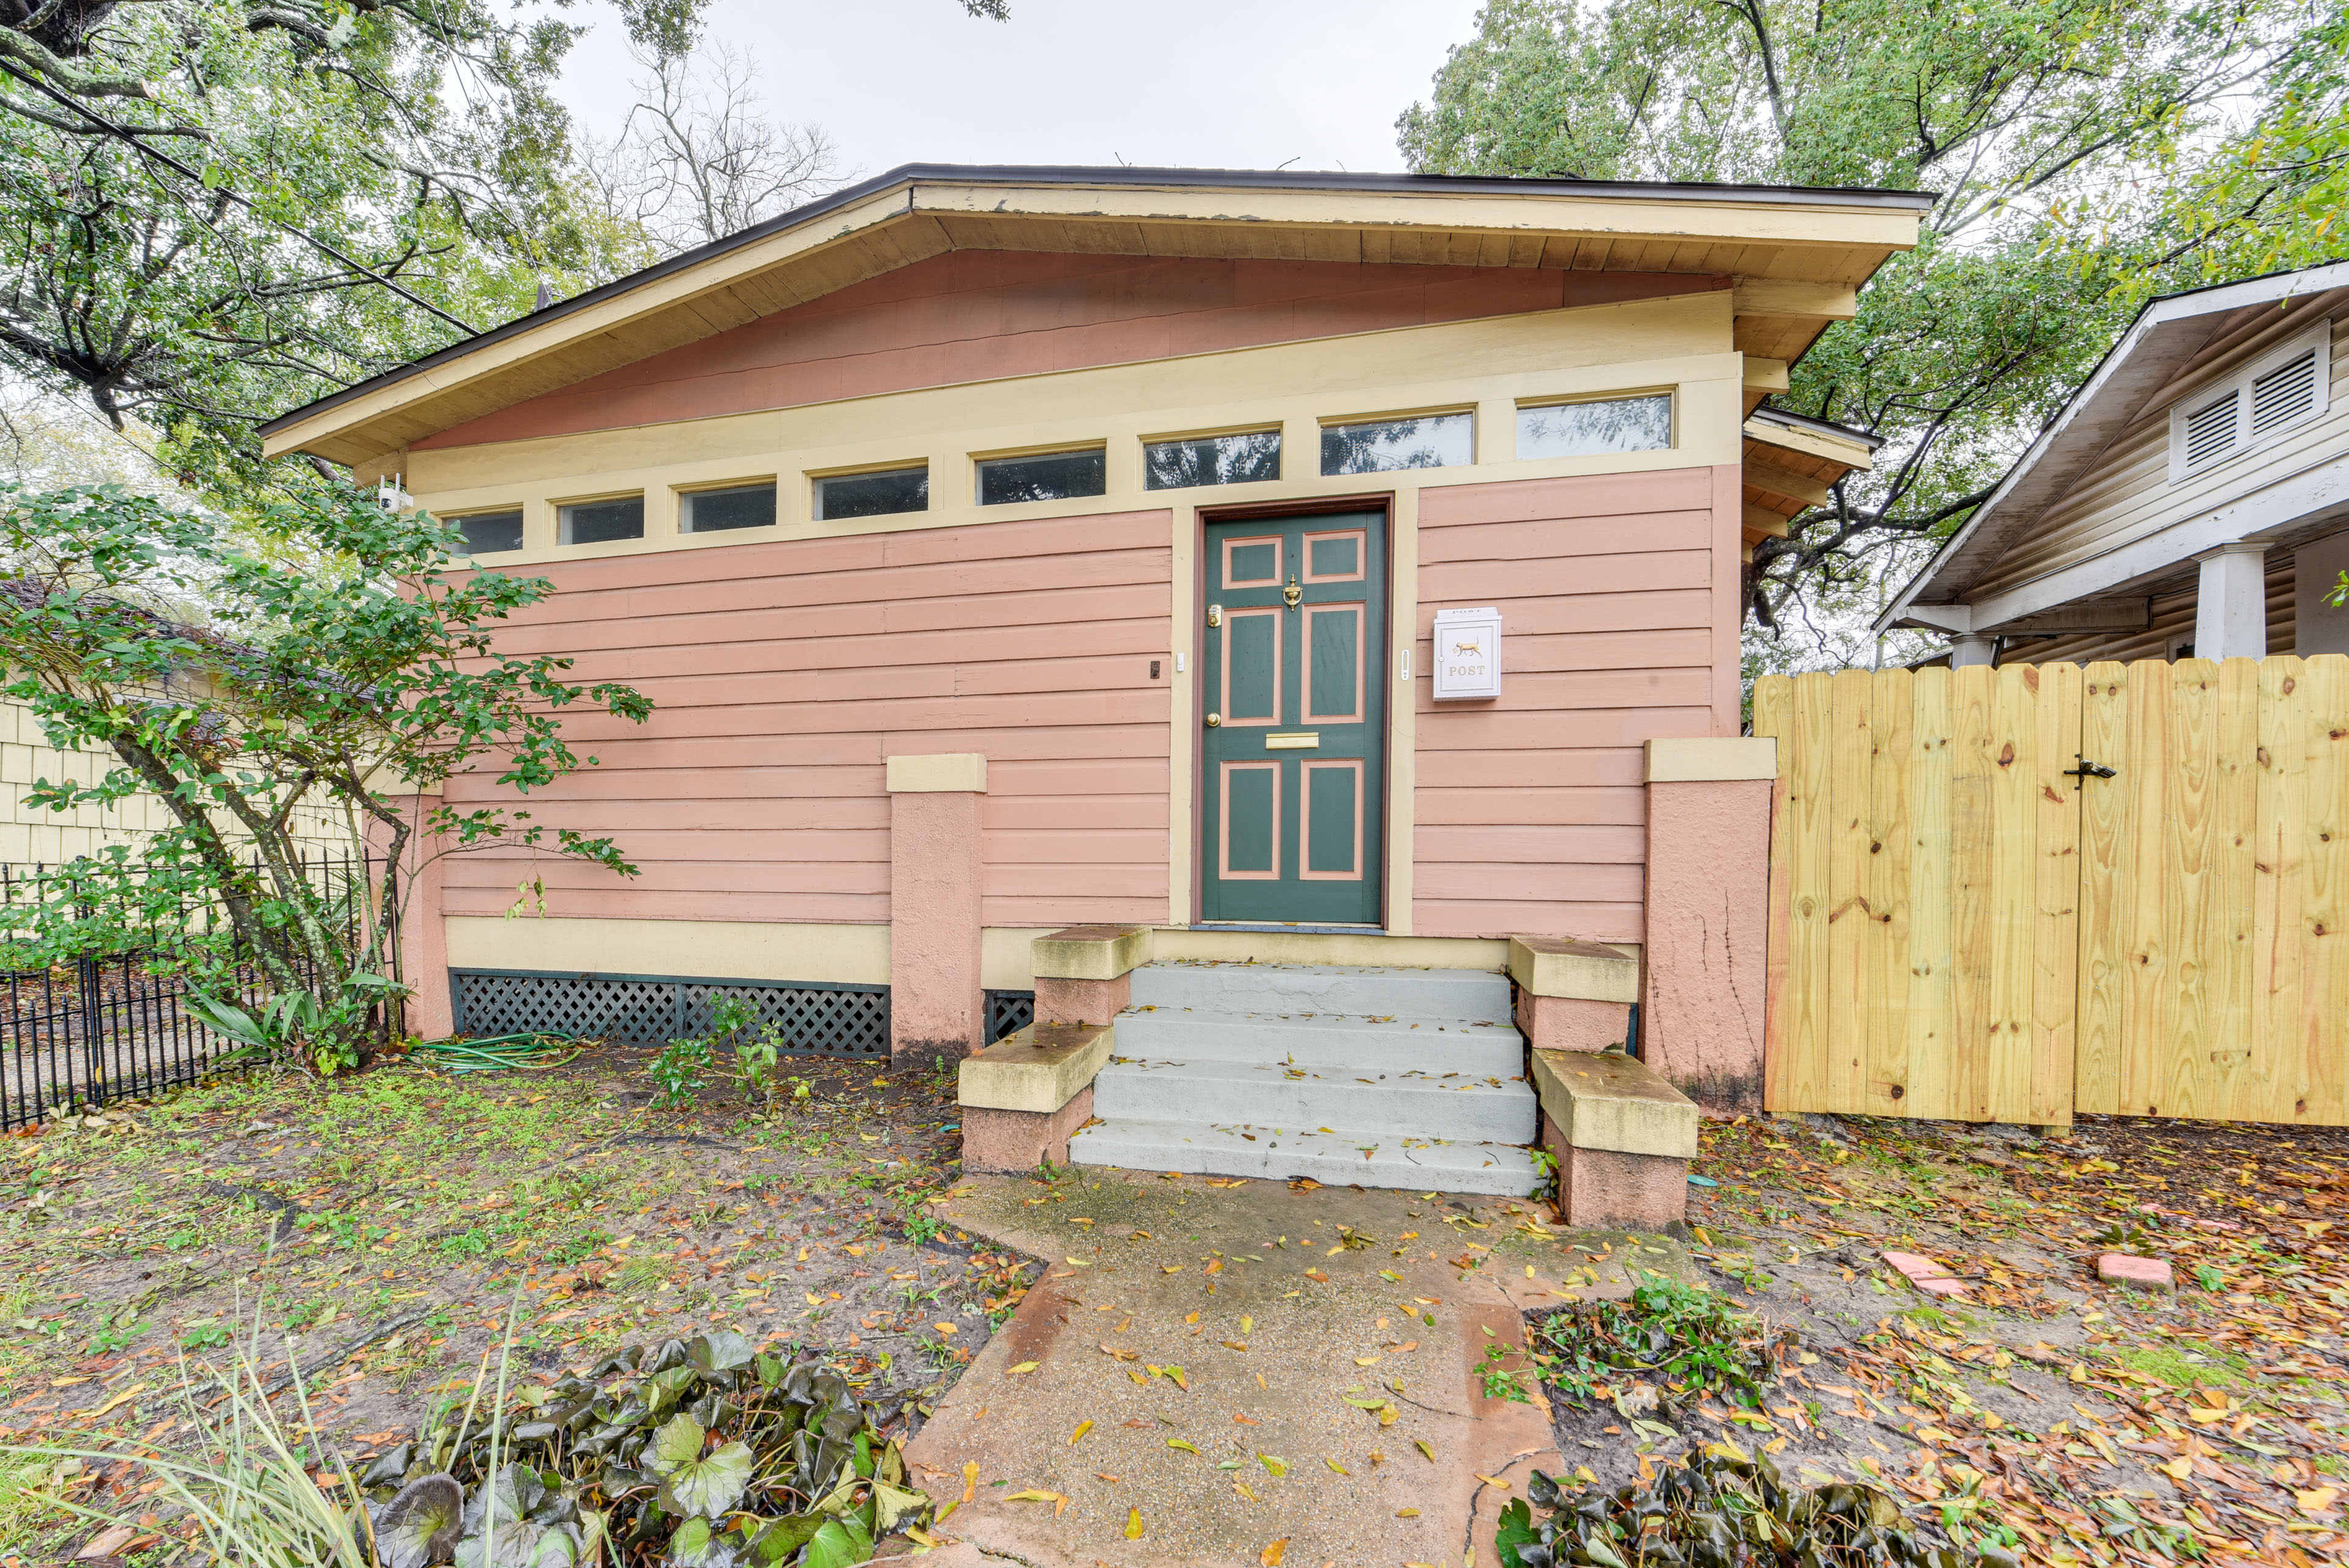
left=1205, top=713, right=1222, bottom=727
left=1206, top=604, right=1222, bottom=628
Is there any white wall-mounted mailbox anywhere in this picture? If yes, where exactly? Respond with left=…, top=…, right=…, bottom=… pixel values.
left=1432, top=606, right=1503, bottom=702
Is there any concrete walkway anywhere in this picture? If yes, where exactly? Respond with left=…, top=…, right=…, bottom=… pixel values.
left=901, top=1169, right=1684, bottom=1567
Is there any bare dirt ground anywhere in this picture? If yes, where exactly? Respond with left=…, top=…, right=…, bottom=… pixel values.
left=0, top=1045, right=1034, bottom=1564
left=1521, top=1110, right=2349, bottom=1566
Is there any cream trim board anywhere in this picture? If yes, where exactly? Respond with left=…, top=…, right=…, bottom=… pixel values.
left=885, top=752, right=988, bottom=792
left=982, top=927, right=1053, bottom=990
left=1148, top=926, right=1512, bottom=970
left=1646, top=736, right=1777, bottom=782
left=445, top=915, right=892, bottom=985
left=1168, top=508, right=1197, bottom=927
left=407, top=296, right=1745, bottom=568
left=1386, top=485, right=1418, bottom=935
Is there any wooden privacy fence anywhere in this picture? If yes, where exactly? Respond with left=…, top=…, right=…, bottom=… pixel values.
left=1752, top=656, right=2349, bottom=1127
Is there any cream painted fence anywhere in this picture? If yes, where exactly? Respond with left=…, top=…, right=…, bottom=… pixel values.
left=1753, top=657, right=2349, bottom=1126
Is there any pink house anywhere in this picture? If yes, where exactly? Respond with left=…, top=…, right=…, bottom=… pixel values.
left=264, top=166, right=1919, bottom=1214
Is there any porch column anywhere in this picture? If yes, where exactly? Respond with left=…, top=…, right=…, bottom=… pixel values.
left=887, top=753, right=987, bottom=1068
left=1639, top=737, right=1775, bottom=1115
left=2194, top=543, right=2268, bottom=659
left=1948, top=633, right=1996, bottom=668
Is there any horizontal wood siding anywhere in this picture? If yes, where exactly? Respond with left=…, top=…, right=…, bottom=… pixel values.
left=1971, top=305, right=2349, bottom=596
left=417, top=252, right=1724, bottom=451
left=1412, top=467, right=1734, bottom=941
left=439, top=511, right=1173, bottom=928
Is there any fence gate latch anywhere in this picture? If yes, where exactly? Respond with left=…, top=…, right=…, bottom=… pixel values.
left=2063, top=754, right=2118, bottom=789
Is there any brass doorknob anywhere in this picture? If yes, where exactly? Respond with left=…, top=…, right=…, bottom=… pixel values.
left=1205, top=713, right=1222, bottom=727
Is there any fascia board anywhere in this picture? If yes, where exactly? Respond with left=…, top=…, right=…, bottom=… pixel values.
left=1877, top=259, right=2349, bottom=631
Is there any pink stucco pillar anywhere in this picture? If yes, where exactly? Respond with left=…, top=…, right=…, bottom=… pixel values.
left=1640, top=739, right=1775, bottom=1115
left=887, top=754, right=988, bottom=1068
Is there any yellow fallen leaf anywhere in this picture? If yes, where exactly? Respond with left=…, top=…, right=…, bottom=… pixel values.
left=1168, top=1438, right=1199, bottom=1454
left=1414, top=1439, right=1436, bottom=1462
left=1397, top=1507, right=1420, bottom=1518
left=1004, top=1489, right=1065, bottom=1505
left=2300, top=1486, right=2341, bottom=1515
left=1007, top=1361, right=1039, bottom=1375
left=93, top=1384, right=148, bottom=1417
left=934, top=1322, right=958, bottom=1335
left=1162, top=1265, right=1184, bottom=1274
left=803, top=1293, right=825, bottom=1307
left=2159, top=1455, right=2194, bottom=1481
left=962, top=1461, right=978, bottom=1502
left=1354, top=1356, right=1379, bottom=1366
left=1304, top=1268, right=1330, bottom=1283
left=1324, top=1456, right=1350, bottom=1476
left=1126, top=1507, right=1144, bottom=1540
left=1261, top=1540, right=1288, bottom=1566
left=1242, top=1316, right=1253, bottom=1332
left=1258, top=1452, right=1286, bottom=1477
left=1475, top=1474, right=1510, bottom=1489
left=1064, top=1257, right=1094, bottom=1267
left=1070, top=1421, right=1093, bottom=1445
left=1234, top=1480, right=1257, bottom=1500
left=1223, top=1340, right=1250, bottom=1351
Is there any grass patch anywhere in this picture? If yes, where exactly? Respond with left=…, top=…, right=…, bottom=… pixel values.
left=2105, top=1343, right=2254, bottom=1392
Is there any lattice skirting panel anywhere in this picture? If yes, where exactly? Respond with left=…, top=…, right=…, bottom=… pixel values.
left=450, top=970, right=890, bottom=1057
left=984, top=989, right=1034, bottom=1044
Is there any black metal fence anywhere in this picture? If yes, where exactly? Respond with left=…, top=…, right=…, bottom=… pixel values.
left=0, top=853, right=398, bottom=1131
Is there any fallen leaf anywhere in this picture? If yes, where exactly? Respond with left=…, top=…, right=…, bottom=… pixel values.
left=1414, top=1439, right=1436, bottom=1462
left=76, top=1525, right=138, bottom=1560
left=1324, top=1456, right=1350, bottom=1476
left=1004, top=1489, right=1061, bottom=1504
left=2301, top=1487, right=2341, bottom=1516
left=962, top=1461, right=977, bottom=1503
left=1007, top=1361, right=1039, bottom=1375
left=1126, top=1507, right=1145, bottom=1540
left=933, top=1322, right=957, bottom=1335
left=1304, top=1268, right=1330, bottom=1283
left=1475, top=1474, right=1511, bottom=1489
left=1070, top=1421, right=1093, bottom=1445
left=1258, top=1452, right=1287, bottom=1477
left=1168, top=1438, right=1200, bottom=1454
left=1261, top=1540, right=1288, bottom=1566
left=1397, top=1508, right=1420, bottom=1518
left=1101, top=1344, right=1138, bottom=1362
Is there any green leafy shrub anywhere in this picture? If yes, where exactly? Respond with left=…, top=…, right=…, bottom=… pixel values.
left=650, top=1038, right=713, bottom=1109
left=1495, top=1448, right=1983, bottom=1568
left=1531, top=1272, right=1794, bottom=1415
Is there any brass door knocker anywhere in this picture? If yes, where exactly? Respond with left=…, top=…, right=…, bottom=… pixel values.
left=1283, top=574, right=1302, bottom=609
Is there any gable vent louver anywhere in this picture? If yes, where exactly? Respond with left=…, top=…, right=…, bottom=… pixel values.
left=2251, top=347, right=2320, bottom=437
left=2183, top=390, right=2240, bottom=469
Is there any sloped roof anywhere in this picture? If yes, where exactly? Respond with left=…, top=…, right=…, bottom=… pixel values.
left=262, top=162, right=1931, bottom=467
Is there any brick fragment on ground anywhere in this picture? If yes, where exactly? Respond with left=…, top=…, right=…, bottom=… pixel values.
left=1881, top=1250, right=1967, bottom=1296
left=2098, top=1252, right=2173, bottom=1289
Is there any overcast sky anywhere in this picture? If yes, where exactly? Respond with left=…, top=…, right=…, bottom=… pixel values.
left=554, top=0, right=1488, bottom=179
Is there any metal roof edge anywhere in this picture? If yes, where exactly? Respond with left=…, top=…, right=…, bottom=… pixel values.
left=1875, top=257, right=2349, bottom=632
left=260, top=161, right=1938, bottom=444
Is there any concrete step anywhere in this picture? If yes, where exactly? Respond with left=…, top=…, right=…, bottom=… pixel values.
left=1091, top=1058, right=1537, bottom=1143
left=1127, top=962, right=1513, bottom=1025
left=1067, top=1117, right=1541, bottom=1197
left=1111, top=1008, right=1523, bottom=1072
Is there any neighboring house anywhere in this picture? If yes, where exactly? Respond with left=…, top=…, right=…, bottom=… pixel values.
left=1880, top=261, right=2349, bottom=663
left=261, top=163, right=1921, bottom=1198
left=0, top=698, right=182, bottom=866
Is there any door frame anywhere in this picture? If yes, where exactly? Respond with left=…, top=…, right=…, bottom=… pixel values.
left=1189, top=491, right=1398, bottom=930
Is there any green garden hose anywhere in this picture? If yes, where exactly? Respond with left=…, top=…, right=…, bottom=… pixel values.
left=414, top=1031, right=583, bottom=1072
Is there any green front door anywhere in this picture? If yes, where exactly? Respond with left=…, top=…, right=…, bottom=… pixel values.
left=1200, top=510, right=1387, bottom=924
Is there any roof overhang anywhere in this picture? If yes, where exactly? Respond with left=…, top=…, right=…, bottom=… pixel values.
left=1879, top=260, right=2349, bottom=633
left=262, top=162, right=1931, bottom=468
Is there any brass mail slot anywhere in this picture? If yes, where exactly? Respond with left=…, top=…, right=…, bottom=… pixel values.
left=1264, top=732, right=1320, bottom=750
